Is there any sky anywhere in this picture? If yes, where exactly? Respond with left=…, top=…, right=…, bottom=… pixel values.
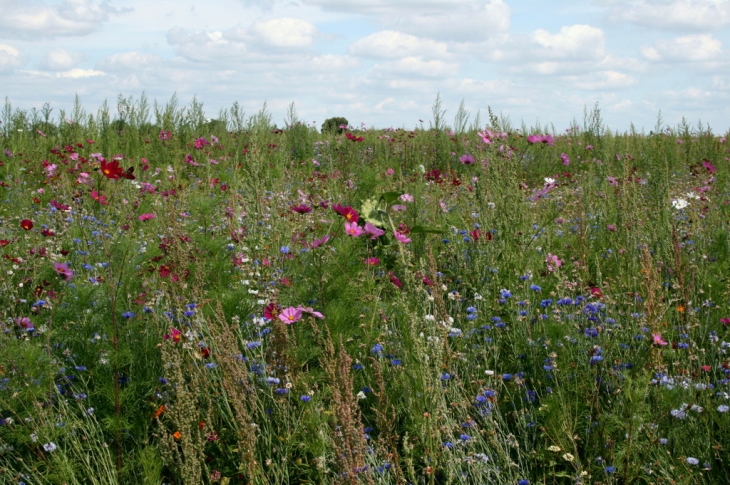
left=1, top=0, right=729, bottom=133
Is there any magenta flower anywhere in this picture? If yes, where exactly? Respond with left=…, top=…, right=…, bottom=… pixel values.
left=164, top=327, right=182, bottom=343
left=527, top=134, right=555, bottom=146
left=139, top=213, right=155, bottom=221
left=310, top=235, right=331, bottom=248
left=345, top=221, right=364, bottom=237
left=721, top=318, right=730, bottom=325
left=459, top=154, right=475, bottom=165
left=364, top=222, right=385, bottom=239
left=279, top=307, right=303, bottom=324
left=389, top=272, right=403, bottom=288
left=53, top=262, right=74, bottom=280
left=560, top=153, right=570, bottom=166
left=394, top=231, right=411, bottom=244
left=652, top=333, right=668, bottom=346
left=291, top=204, right=312, bottom=214
left=365, top=257, right=380, bottom=266
left=297, top=306, right=325, bottom=319
left=545, top=253, right=562, bottom=272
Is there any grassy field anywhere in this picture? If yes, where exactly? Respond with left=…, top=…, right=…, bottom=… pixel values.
left=0, top=95, right=729, bottom=484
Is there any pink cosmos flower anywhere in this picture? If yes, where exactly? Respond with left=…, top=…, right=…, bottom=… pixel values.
left=279, top=307, right=302, bottom=324
left=545, top=253, right=562, bottom=272
left=364, top=222, right=385, bottom=239
left=139, top=213, right=156, bottom=221
left=53, top=262, right=73, bottom=280
left=385, top=168, right=395, bottom=176
left=365, top=257, right=380, bottom=266
left=394, top=231, right=411, bottom=244
left=15, top=317, right=34, bottom=330
left=652, top=333, right=668, bottom=346
left=345, top=221, right=364, bottom=237
left=399, top=193, right=414, bottom=203
left=391, top=205, right=407, bottom=212
left=310, top=235, right=331, bottom=248
left=297, top=306, right=325, bottom=319
left=560, top=153, right=570, bottom=166
left=459, top=154, right=475, bottom=165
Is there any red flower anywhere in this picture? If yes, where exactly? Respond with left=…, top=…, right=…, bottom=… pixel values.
left=332, top=204, right=359, bottom=222
left=346, top=132, right=364, bottom=142
left=20, top=219, right=33, bottom=230
left=721, top=318, right=730, bottom=325
left=100, top=159, right=124, bottom=179
left=291, top=204, right=312, bottom=214
left=264, top=303, right=281, bottom=320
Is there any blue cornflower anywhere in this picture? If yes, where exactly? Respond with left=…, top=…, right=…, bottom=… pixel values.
left=121, top=312, right=135, bottom=319
left=440, top=373, right=451, bottom=381
left=371, top=344, right=384, bottom=356
left=390, top=359, right=402, bottom=366
left=500, top=289, right=512, bottom=299
left=518, top=480, right=530, bottom=485
left=280, top=246, right=290, bottom=254
left=466, top=306, right=477, bottom=313
left=300, top=395, right=311, bottom=402
left=686, top=457, right=699, bottom=466
left=459, top=434, right=470, bottom=442
left=205, top=363, right=217, bottom=369
left=530, top=284, right=541, bottom=292
left=605, top=466, right=616, bottom=473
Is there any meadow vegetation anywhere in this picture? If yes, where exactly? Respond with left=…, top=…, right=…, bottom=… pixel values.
left=0, top=94, right=729, bottom=484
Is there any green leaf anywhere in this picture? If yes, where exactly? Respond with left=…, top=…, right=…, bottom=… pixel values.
left=361, top=197, right=388, bottom=228
left=379, top=191, right=403, bottom=205
left=409, top=225, right=445, bottom=235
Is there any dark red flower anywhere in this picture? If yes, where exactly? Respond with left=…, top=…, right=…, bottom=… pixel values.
left=20, top=219, right=33, bottom=230
left=291, top=204, right=312, bottom=214
left=264, top=303, right=281, bottom=320
left=332, top=204, right=359, bottom=222
left=100, top=159, right=124, bottom=179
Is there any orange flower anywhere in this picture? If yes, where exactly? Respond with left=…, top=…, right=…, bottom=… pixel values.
left=677, top=305, right=685, bottom=313
left=173, top=431, right=181, bottom=440
left=153, top=405, right=166, bottom=419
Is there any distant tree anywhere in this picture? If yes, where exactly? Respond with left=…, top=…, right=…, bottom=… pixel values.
left=321, top=117, right=349, bottom=134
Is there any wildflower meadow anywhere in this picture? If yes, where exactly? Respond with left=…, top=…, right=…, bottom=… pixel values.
left=1, top=94, right=729, bottom=485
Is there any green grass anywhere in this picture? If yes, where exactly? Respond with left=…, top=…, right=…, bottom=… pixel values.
left=0, top=95, right=729, bottom=484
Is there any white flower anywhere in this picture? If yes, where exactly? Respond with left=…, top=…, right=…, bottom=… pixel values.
left=672, top=198, right=688, bottom=209
left=544, top=177, right=556, bottom=185
left=356, top=391, right=367, bottom=400
left=43, top=442, right=57, bottom=452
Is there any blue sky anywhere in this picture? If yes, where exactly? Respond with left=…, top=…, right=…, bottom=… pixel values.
left=1, top=0, right=729, bottom=133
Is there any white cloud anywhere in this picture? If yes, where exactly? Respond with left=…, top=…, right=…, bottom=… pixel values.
left=57, top=68, right=105, bottom=78
left=373, top=57, right=458, bottom=78
left=529, top=25, right=606, bottom=60
left=97, top=52, right=165, bottom=71
left=349, top=31, right=449, bottom=59
left=40, top=48, right=85, bottom=71
left=0, top=44, right=22, bottom=72
left=247, top=18, right=317, bottom=48
left=306, top=0, right=510, bottom=41
left=608, top=0, right=730, bottom=31
left=565, top=70, right=637, bottom=90
left=640, top=34, right=723, bottom=61
left=0, top=0, right=122, bottom=40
